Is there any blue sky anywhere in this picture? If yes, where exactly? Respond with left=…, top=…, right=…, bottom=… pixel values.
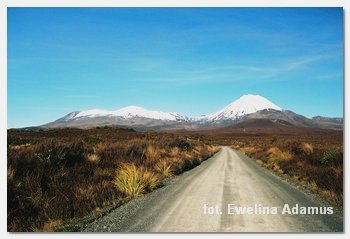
left=8, top=8, right=343, bottom=128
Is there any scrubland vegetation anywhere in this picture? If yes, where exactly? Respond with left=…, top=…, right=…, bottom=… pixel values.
left=7, top=125, right=343, bottom=232
left=7, top=128, right=219, bottom=232
left=231, top=134, right=343, bottom=206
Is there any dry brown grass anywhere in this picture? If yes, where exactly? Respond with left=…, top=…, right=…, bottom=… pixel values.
left=207, top=145, right=220, bottom=154
left=155, top=159, right=174, bottom=178
left=332, top=165, right=343, bottom=179
left=239, top=146, right=257, bottom=156
left=113, top=163, right=160, bottom=197
left=267, top=147, right=293, bottom=164
left=7, top=166, right=15, bottom=181
left=169, top=147, right=180, bottom=157
left=229, top=133, right=343, bottom=206
left=307, top=180, right=318, bottom=192
left=9, top=143, right=31, bottom=150
left=145, top=145, right=159, bottom=162
left=87, top=153, right=100, bottom=163
left=7, top=128, right=219, bottom=231
left=318, top=190, right=343, bottom=205
left=301, top=143, right=314, bottom=155
left=40, top=219, right=63, bottom=232
left=306, top=180, right=343, bottom=205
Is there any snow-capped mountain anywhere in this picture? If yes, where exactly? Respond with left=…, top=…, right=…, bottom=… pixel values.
left=59, top=106, right=188, bottom=122
left=42, top=105, right=191, bottom=129
left=200, top=94, right=281, bottom=122
left=35, top=94, right=341, bottom=130
left=41, top=94, right=282, bottom=129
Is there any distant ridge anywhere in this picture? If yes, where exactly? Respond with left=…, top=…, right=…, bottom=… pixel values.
left=21, top=94, right=342, bottom=131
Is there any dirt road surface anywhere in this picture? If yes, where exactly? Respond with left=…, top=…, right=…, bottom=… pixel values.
left=84, top=147, right=343, bottom=232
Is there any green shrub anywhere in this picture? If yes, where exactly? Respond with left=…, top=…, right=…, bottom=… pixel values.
left=82, top=136, right=102, bottom=145
left=8, top=136, right=30, bottom=146
left=320, top=150, right=339, bottom=165
left=271, top=136, right=278, bottom=144
left=169, top=138, right=191, bottom=151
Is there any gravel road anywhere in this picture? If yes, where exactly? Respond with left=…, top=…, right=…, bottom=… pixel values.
left=84, top=147, right=343, bottom=232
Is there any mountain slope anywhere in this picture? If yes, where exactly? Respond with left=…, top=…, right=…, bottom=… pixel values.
left=231, top=118, right=295, bottom=129
left=243, top=109, right=343, bottom=130
left=33, top=94, right=342, bottom=130
left=200, top=94, right=281, bottom=122
left=42, top=106, right=190, bottom=130
left=57, top=106, right=188, bottom=122
left=311, top=116, right=344, bottom=129
left=243, top=109, right=316, bottom=127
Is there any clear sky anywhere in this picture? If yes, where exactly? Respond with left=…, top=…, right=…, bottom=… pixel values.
left=8, top=8, right=343, bottom=128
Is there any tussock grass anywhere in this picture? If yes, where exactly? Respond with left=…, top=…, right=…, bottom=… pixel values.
left=155, top=160, right=173, bottom=178
left=239, top=146, right=257, bottom=156
left=267, top=147, right=292, bottom=164
left=169, top=147, right=180, bottom=157
left=146, top=145, right=158, bottom=160
left=113, top=163, right=159, bottom=197
left=207, top=145, right=220, bottom=154
left=301, top=143, right=313, bottom=155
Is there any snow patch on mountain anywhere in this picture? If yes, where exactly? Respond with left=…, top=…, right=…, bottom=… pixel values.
left=202, top=94, right=282, bottom=121
left=55, top=94, right=282, bottom=125
left=67, top=106, right=188, bottom=121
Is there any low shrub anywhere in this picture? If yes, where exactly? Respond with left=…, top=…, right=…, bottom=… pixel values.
left=83, top=136, right=102, bottom=145
left=8, top=136, right=30, bottom=146
left=271, top=136, right=278, bottom=144
left=320, top=149, right=341, bottom=165
left=169, top=138, right=191, bottom=151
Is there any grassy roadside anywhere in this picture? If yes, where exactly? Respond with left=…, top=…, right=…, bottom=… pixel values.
left=55, top=197, right=131, bottom=232
left=7, top=128, right=220, bottom=232
left=231, top=138, right=343, bottom=207
left=55, top=147, right=221, bottom=232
